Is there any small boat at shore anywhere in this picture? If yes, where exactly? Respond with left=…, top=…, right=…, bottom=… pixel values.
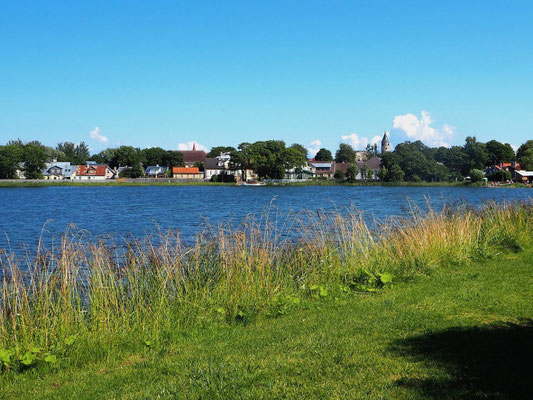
left=241, top=180, right=266, bottom=186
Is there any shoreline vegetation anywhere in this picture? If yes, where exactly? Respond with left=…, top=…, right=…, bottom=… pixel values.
left=0, top=179, right=530, bottom=188
left=1, top=201, right=532, bottom=388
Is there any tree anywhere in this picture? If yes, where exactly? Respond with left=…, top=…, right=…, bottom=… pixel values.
left=469, top=169, right=485, bottom=182
left=142, top=147, right=166, bottom=167
left=485, top=140, right=515, bottom=165
left=314, top=148, right=333, bottom=161
left=0, top=144, right=23, bottom=179
left=489, top=170, right=512, bottom=182
left=435, top=146, right=468, bottom=176
left=387, top=164, right=405, bottom=182
left=346, top=164, right=358, bottom=182
left=162, top=151, right=184, bottom=169
left=519, top=148, right=533, bottom=170
left=335, top=143, right=356, bottom=163
left=56, top=141, right=90, bottom=164
left=378, top=166, right=387, bottom=181
left=366, top=168, right=374, bottom=181
left=289, top=143, right=308, bottom=159
left=334, top=169, right=345, bottom=180
left=110, top=146, right=144, bottom=177
left=22, top=143, right=47, bottom=179
left=207, top=146, right=236, bottom=158
left=517, top=140, right=533, bottom=167
left=359, top=164, right=369, bottom=181
left=463, top=136, right=488, bottom=172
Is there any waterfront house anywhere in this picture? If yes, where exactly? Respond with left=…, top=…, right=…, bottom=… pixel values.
left=204, top=153, right=231, bottom=181
left=514, top=170, right=533, bottom=184
left=333, top=156, right=382, bottom=180
left=172, top=167, right=204, bottom=179
left=308, top=161, right=334, bottom=179
left=43, top=162, right=77, bottom=180
left=145, top=165, right=168, bottom=178
left=74, top=164, right=116, bottom=181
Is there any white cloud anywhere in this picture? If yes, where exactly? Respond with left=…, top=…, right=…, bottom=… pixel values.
left=341, top=133, right=371, bottom=149
left=370, top=135, right=382, bottom=145
left=88, top=127, right=108, bottom=144
left=307, top=140, right=322, bottom=157
left=511, top=144, right=519, bottom=153
left=392, top=111, right=454, bottom=147
left=177, top=141, right=208, bottom=151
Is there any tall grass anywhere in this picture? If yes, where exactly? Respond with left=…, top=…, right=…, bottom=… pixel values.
left=1, top=201, right=532, bottom=370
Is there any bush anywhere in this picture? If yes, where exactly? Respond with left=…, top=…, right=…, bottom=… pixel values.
left=334, top=170, right=345, bottom=180
left=469, top=169, right=485, bottom=182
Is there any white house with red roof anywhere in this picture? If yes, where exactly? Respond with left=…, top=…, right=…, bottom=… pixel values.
left=74, top=164, right=116, bottom=181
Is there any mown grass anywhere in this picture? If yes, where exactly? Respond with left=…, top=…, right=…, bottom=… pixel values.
left=0, top=201, right=532, bottom=398
left=1, top=244, right=531, bottom=399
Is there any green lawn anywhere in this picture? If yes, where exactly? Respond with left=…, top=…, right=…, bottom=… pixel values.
left=1, top=249, right=532, bottom=399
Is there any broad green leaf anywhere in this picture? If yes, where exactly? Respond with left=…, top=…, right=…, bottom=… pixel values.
left=44, top=354, right=57, bottom=364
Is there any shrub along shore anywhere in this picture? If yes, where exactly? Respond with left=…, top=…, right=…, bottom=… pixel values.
left=0, top=201, right=532, bottom=381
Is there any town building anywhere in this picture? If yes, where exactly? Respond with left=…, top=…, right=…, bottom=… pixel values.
left=74, top=164, right=116, bottom=181
left=381, top=131, right=391, bottom=154
left=43, top=162, right=77, bottom=180
left=172, top=167, right=204, bottom=179
left=178, top=143, right=207, bottom=167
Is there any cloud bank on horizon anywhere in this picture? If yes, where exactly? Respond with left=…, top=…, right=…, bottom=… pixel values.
left=392, top=111, right=455, bottom=147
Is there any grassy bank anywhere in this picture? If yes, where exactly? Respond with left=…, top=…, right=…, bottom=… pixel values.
left=1, top=202, right=532, bottom=397
left=1, top=233, right=532, bottom=398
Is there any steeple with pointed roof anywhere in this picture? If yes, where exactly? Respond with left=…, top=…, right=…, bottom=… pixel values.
left=381, top=131, right=391, bottom=154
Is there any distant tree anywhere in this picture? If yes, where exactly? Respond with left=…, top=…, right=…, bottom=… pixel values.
left=335, top=143, right=356, bottom=163
left=334, top=169, right=345, bottom=180
left=463, top=136, right=488, bottom=172
left=289, top=143, right=308, bottom=159
left=489, top=170, right=512, bottom=182
left=435, top=146, right=468, bottom=176
left=485, top=140, right=515, bottom=165
left=207, top=146, right=236, bottom=158
left=387, top=164, right=405, bottom=182
left=346, top=164, right=358, bottom=182
left=43, top=146, right=65, bottom=162
left=0, top=144, right=23, bottom=179
left=162, top=151, right=184, bottom=169
left=142, top=147, right=166, bottom=166
left=366, top=168, right=374, bottom=181
left=517, top=140, right=533, bottom=168
left=314, top=148, right=333, bottom=161
left=56, top=141, right=90, bottom=164
left=22, top=143, right=47, bottom=179
left=378, top=166, right=387, bottom=181
left=359, top=164, right=369, bottom=181
left=469, top=169, right=485, bottom=182
left=519, top=148, right=533, bottom=170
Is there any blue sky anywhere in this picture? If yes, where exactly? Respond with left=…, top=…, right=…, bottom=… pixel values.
left=1, top=1, right=532, bottom=155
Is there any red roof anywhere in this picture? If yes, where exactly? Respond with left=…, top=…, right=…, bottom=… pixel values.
left=76, top=165, right=109, bottom=176
left=173, top=167, right=200, bottom=174
left=178, top=150, right=207, bottom=163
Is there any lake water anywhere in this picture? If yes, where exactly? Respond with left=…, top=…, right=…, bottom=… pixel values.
left=0, top=185, right=531, bottom=252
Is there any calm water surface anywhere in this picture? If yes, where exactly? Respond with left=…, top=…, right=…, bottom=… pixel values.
left=0, top=185, right=531, bottom=251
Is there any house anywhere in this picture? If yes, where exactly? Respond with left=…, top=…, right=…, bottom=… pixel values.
left=204, top=153, right=231, bottom=181
left=178, top=143, right=207, bottom=167
left=74, top=164, right=116, bottom=181
left=145, top=165, right=168, bottom=178
left=486, top=162, right=521, bottom=176
left=308, top=161, right=334, bottom=179
left=333, top=156, right=382, bottom=180
left=514, top=170, right=533, bottom=184
left=43, top=162, right=77, bottom=180
left=172, top=167, right=204, bottom=179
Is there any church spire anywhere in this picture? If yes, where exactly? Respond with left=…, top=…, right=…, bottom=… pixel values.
left=192, top=142, right=196, bottom=151
left=381, top=131, right=391, bottom=154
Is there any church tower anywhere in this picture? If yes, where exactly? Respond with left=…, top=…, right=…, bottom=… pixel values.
left=381, top=131, right=391, bottom=154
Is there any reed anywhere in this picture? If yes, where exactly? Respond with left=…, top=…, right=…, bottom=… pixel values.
left=1, top=201, right=532, bottom=371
